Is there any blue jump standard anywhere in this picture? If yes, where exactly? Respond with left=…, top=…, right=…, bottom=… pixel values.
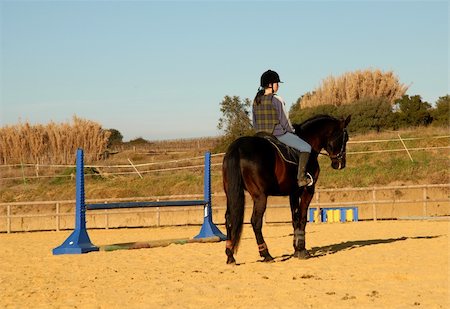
left=53, top=149, right=225, bottom=255
left=53, top=149, right=98, bottom=255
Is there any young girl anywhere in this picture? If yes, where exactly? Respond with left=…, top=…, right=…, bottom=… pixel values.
left=252, top=69, right=313, bottom=187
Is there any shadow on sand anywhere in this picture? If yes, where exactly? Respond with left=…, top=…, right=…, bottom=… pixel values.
left=277, top=235, right=441, bottom=262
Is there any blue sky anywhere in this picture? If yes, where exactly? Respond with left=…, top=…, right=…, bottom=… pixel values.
left=1, top=0, right=448, bottom=141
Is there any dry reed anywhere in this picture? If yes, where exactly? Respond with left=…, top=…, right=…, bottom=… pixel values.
left=0, top=116, right=111, bottom=165
left=300, top=69, right=409, bottom=108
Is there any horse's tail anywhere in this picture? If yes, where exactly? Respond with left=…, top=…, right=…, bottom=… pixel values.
left=223, top=142, right=246, bottom=253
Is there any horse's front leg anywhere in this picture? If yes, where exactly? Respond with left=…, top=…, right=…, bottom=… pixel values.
left=290, top=187, right=314, bottom=259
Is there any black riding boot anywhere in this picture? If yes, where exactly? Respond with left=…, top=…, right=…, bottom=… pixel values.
left=297, top=152, right=313, bottom=187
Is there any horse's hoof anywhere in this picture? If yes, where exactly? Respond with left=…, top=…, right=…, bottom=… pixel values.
left=294, top=250, right=310, bottom=259
left=226, top=256, right=236, bottom=265
left=262, top=255, right=275, bottom=263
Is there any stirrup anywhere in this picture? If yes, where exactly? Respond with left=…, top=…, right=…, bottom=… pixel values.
left=298, top=173, right=314, bottom=187
left=305, top=172, right=314, bottom=186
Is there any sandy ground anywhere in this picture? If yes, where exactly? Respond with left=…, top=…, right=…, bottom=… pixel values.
left=0, top=220, right=448, bottom=309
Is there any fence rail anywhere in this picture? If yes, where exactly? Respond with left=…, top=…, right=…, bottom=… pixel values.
left=1, top=134, right=449, bottom=181
left=1, top=184, right=448, bottom=233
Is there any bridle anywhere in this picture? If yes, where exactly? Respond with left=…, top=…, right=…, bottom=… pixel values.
left=320, top=129, right=348, bottom=163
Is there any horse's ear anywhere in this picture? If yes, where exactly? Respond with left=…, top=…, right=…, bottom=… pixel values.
left=343, top=115, right=351, bottom=128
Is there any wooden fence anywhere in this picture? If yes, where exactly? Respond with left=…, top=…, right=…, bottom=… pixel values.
left=0, top=184, right=448, bottom=233
left=1, top=134, right=449, bottom=181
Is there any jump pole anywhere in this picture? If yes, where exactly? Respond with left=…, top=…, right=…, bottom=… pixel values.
left=53, top=149, right=225, bottom=255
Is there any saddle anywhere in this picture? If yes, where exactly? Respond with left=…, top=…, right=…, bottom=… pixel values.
left=255, top=132, right=299, bottom=165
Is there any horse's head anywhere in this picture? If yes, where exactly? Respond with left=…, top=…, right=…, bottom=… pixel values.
left=325, top=115, right=351, bottom=170
left=294, top=114, right=352, bottom=170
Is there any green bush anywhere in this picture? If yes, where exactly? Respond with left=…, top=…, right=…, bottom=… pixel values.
left=289, top=94, right=449, bottom=134
left=290, top=98, right=394, bottom=133
left=290, top=103, right=339, bottom=125
left=341, top=98, right=394, bottom=133
left=432, top=95, right=449, bottom=127
left=50, top=167, right=102, bottom=185
left=393, top=95, right=433, bottom=127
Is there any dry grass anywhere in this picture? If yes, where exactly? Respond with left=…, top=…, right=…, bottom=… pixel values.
left=111, top=137, right=218, bottom=158
left=301, top=68, right=409, bottom=108
left=0, top=116, right=111, bottom=165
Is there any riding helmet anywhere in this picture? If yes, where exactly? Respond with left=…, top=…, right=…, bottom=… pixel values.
left=260, top=70, right=283, bottom=87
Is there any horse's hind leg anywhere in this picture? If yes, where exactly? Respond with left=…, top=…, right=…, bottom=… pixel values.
left=251, top=194, right=273, bottom=262
left=225, top=209, right=236, bottom=264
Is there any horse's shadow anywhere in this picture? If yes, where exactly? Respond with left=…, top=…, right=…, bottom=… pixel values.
left=277, top=235, right=441, bottom=262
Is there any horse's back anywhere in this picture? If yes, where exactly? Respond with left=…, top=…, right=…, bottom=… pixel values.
left=223, top=135, right=294, bottom=195
left=225, top=135, right=275, bottom=162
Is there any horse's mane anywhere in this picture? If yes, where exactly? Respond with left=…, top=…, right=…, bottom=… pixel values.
left=293, top=114, right=339, bottom=133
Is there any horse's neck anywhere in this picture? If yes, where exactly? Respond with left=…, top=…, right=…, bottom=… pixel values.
left=297, top=118, right=337, bottom=152
left=299, top=130, right=327, bottom=153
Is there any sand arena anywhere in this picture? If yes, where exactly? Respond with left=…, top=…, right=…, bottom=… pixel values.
left=0, top=219, right=448, bottom=308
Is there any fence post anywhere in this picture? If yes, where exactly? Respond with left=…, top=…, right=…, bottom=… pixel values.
left=398, top=134, right=414, bottom=162
left=157, top=207, right=160, bottom=227
left=56, top=203, right=60, bottom=231
left=372, top=189, right=377, bottom=221
left=21, top=162, right=26, bottom=184
left=104, top=209, right=109, bottom=229
left=423, top=187, right=428, bottom=217
left=35, top=163, right=39, bottom=178
left=315, top=191, right=321, bottom=223
left=127, top=158, right=143, bottom=179
left=7, top=205, right=11, bottom=233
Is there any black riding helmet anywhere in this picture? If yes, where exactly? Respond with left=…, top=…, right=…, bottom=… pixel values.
left=260, top=70, right=283, bottom=88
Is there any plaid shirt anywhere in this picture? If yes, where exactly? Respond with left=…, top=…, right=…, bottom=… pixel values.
left=252, top=95, right=279, bottom=134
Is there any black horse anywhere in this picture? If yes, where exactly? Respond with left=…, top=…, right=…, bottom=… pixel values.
left=223, top=114, right=351, bottom=264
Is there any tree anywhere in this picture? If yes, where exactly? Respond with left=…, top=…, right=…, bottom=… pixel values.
left=344, top=98, right=394, bottom=132
left=128, top=137, right=150, bottom=145
left=289, top=98, right=395, bottom=133
left=216, top=96, right=254, bottom=150
left=107, top=129, right=123, bottom=147
left=394, top=95, right=432, bottom=127
left=432, top=95, right=449, bottom=127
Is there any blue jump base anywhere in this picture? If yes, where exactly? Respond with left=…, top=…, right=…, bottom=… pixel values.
left=53, top=149, right=225, bottom=255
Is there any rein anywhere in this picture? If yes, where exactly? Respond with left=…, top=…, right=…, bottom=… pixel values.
left=320, top=129, right=347, bottom=161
